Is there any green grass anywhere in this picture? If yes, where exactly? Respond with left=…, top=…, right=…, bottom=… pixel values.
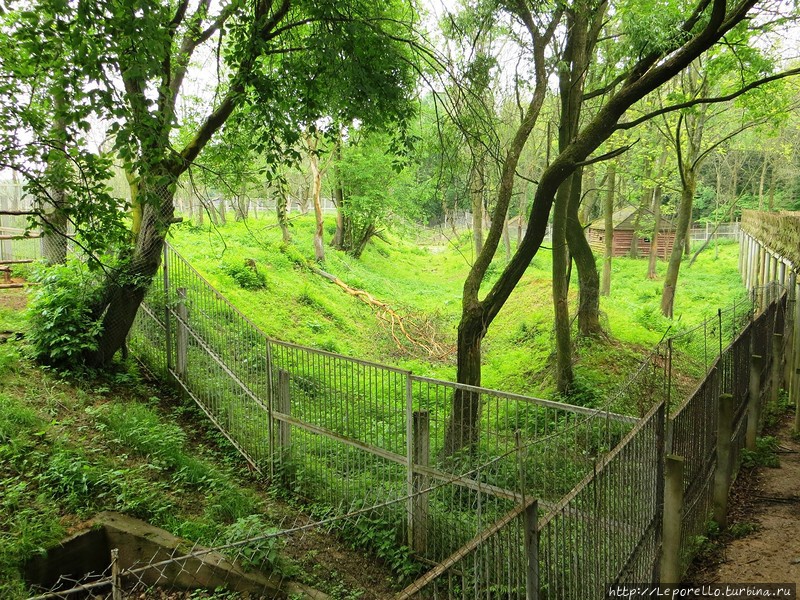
left=0, top=340, right=285, bottom=598
left=170, top=214, right=747, bottom=407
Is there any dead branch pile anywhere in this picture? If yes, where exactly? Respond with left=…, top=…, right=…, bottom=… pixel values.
left=310, top=266, right=455, bottom=361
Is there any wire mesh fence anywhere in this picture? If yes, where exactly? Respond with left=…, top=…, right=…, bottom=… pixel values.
left=14, top=227, right=794, bottom=600
left=126, top=243, right=636, bottom=587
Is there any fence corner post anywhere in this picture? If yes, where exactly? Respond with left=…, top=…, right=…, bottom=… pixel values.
left=713, top=393, right=735, bottom=529
left=411, top=410, right=430, bottom=555
left=523, top=498, right=539, bottom=600
left=176, top=287, right=188, bottom=380
left=660, top=454, right=685, bottom=585
left=747, top=355, right=763, bottom=451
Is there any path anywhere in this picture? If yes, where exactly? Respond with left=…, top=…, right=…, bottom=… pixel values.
left=703, top=415, right=800, bottom=587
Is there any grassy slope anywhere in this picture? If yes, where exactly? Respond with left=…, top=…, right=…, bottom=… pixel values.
left=170, top=215, right=746, bottom=408
left=0, top=332, right=398, bottom=599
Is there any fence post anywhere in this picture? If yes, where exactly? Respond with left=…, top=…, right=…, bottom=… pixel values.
left=163, top=244, right=173, bottom=372
left=786, top=276, right=796, bottom=400
left=111, top=547, right=121, bottom=600
left=713, top=393, right=735, bottom=528
left=405, top=374, right=414, bottom=550
left=411, top=410, right=430, bottom=555
left=747, top=355, right=763, bottom=451
left=176, top=287, right=188, bottom=380
left=276, top=369, right=291, bottom=459
left=660, top=454, right=685, bottom=585
left=523, top=499, right=539, bottom=600
left=795, top=278, right=800, bottom=435
left=770, top=333, right=783, bottom=410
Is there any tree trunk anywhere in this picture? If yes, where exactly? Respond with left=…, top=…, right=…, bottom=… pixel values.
left=552, top=174, right=574, bottom=395
left=331, top=135, right=345, bottom=249
left=579, top=166, right=598, bottom=225
left=443, top=307, right=484, bottom=456
left=233, top=191, right=249, bottom=221
left=194, top=193, right=204, bottom=226
left=307, top=137, right=325, bottom=262
left=471, top=154, right=485, bottom=256
left=42, top=104, right=69, bottom=265
left=647, top=149, right=668, bottom=279
left=661, top=169, right=696, bottom=317
left=276, top=182, right=291, bottom=243
left=566, top=167, right=603, bottom=335
left=601, top=162, right=616, bottom=295
left=647, top=185, right=663, bottom=279
left=89, top=182, right=175, bottom=366
left=502, top=217, right=511, bottom=263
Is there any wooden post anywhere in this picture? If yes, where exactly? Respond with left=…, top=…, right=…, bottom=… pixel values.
left=276, top=369, right=291, bottom=457
left=747, top=355, right=763, bottom=451
left=163, top=245, right=173, bottom=372
left=111, top=548, right=122, bottom=600
left=411, top=410, right=430, bottom=555
left=176, top=287, right=188, bottom=380
left=759, top=247, right=767, bottom=309
left=713, top=393, right=735, bottom=528
left=523, top=499, right=539, bottom=600
left=771, top=333, right=783, bottom=409
left=786, top=275, right=797, bottom=401
left=0, top=215, right=11, bottom=261
left=660, top=455, right=685, bottom=585
left=794, top=280, right=800, bottom=434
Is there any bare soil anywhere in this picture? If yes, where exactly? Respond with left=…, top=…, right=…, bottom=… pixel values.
left=691, top=414, right=800, bottom=588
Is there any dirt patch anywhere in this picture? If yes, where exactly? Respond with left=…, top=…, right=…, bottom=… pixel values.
left=0, top=285, right=28, bottom=312
left=690, top=414, right=800, bottom=587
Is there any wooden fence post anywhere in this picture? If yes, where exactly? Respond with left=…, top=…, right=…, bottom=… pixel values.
left=771, top=333, right=783, bottom=410
left=176, top=287, right=188, bottom=380
left=660, top=454, right=685, bottom=585
left=276, top=369, right=291, bottom=458
left=786, top=275, right=796, bottom=402
left=411, top=410, right=430, bottom=555
left=163, top=244, right=173, bottom=372
left=747, top=355, right=763, bottom=451
left=111, top=548, right=121, bottom=600
left=713, top=393, right=735, bottom=528
left=523, top=499, right=539, bottom=600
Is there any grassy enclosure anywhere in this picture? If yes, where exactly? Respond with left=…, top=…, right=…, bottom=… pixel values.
left=167, top=213, right=747, bottom=405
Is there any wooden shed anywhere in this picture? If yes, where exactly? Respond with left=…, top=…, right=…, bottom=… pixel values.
left=586, top=206, right=676, bottom=259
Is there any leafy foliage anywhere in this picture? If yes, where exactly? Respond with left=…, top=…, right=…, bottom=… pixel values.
left=26, top=262, right=104, bottom=369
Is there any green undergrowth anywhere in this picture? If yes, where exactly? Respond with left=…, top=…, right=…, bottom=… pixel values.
left=169, top=215, right=746, bottom=412
left=0, top=340, right=300, bottom=599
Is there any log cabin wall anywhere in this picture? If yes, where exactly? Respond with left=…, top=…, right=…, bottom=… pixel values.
left=587, top=228, right=675, bottom=258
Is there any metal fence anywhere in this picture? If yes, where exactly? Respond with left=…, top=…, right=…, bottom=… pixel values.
left=17, top=233, right=794, bottom=600
left=128, top=243, right=635, bottom=581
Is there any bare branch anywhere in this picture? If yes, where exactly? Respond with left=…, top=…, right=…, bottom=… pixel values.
left=616, top=66, right=800, bottom=131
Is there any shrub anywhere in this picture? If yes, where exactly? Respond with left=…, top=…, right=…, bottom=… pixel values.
left=26, top=262, right=104, bottom=370
left=223, top=261, right=267, bottom=290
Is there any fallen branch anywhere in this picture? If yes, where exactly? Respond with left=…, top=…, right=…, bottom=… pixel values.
left=310, top=266, right=455, bottom=360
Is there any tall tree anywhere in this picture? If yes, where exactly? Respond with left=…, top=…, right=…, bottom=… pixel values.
left=443, top=0, right=800, bottom=454
left=0, top=0, right=418, bottom=366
